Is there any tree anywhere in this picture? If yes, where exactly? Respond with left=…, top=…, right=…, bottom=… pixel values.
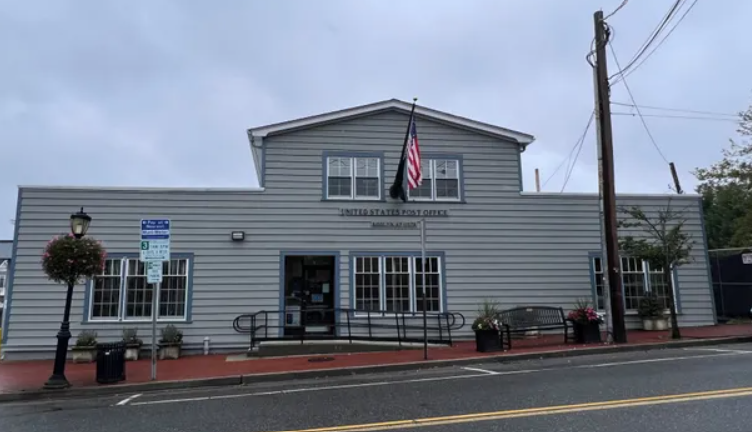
left=617, top=200, right=695, bottom=339
left=694, top=100, right=752, bottom=249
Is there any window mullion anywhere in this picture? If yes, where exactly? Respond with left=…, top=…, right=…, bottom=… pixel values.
left=409, top=257, right=416, bottom=313
left=379, top=257, right=386, bottom=312
left=350, top=157, right=356, bottom=199
left=119, top=258, right=127, bottom=320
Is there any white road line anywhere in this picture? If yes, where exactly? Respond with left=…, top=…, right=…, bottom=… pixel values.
left=115, top=393, right=142, bottom=406
left=576, top=352, right=746, bottom=368
left=128, top=350, right=749, bottom=407
left=461, top=367, right=500, bottom=375
left=130, top=374, right=491, bottom=406
left=684, top=348, right=752, bottom=354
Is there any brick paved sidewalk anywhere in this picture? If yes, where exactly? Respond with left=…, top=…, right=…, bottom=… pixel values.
left=1, top=323, right=750, bottom=395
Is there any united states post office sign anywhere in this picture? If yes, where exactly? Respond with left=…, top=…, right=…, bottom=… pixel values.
left=338, top=208, right=449, bottom=217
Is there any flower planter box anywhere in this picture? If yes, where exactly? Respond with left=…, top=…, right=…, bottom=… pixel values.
left=158, top=343, right=181, bottom=360
left=642, top=317, right=669, bottom=331
left=124, top=345, right=141, bottom=361
left=572, top=321, right=601, bottom=344
left=71, top=346, right=97, bottom=363
left=474, top=329, right=502, bottom=352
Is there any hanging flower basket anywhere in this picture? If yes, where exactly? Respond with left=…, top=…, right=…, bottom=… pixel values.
left=41, top=234, right=107, bottom=285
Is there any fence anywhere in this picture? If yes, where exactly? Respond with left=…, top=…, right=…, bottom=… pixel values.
left=709, top=247, right=752, bottom=319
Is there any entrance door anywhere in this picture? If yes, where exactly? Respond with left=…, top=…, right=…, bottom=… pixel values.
left=283, top=255, right=336, bottom=336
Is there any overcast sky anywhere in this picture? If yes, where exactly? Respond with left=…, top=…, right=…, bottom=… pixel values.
left=1, top=0, right=750, bottom=239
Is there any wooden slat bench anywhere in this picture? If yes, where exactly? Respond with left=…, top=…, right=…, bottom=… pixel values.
left=498, top=306, right=571, bottom=349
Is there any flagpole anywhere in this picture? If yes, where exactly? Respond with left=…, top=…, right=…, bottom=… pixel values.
left=389, top=97, right=418, bottom=201
left=421, top=218, right=428, bottom=360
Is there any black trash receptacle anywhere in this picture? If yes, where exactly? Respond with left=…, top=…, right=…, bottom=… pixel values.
left=96, top=342, right=126, bottom=384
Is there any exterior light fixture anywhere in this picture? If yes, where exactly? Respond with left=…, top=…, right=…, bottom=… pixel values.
left=70, top=207, right=92, bottom=239
left=231, top=231, right=245, bottom=241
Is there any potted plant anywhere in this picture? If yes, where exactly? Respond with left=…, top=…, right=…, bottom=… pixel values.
left=158, top=324, right=183, bottom=360
left=638, top=292, right=668, bottom=331
left=567, top=299, right=603, bottom=344
left=71, top=330, right=98, bottom=363
left=122, top=327, right=143, bottom=361
left=471, top=299, right=502, bottom=352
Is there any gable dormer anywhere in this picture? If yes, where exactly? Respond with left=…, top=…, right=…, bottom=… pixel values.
left=247, top=99, right=535, bottom=200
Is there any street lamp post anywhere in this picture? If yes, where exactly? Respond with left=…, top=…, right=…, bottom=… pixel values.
left=43, top=208, right=92, bottom=390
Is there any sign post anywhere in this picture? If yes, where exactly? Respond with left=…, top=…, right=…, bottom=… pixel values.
left=140, top=219, right=170, bottom=381
left=420, top=219, right=428, bottom=361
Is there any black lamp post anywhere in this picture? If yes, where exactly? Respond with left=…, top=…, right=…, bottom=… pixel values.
left=43, top=208, right=92, bottom=390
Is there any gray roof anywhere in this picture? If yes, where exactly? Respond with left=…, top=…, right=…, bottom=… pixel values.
left=0, top=241, right=12, bottom=260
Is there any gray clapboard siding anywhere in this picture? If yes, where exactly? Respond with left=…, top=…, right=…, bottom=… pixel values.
left=2, top=107, right=714, bottom=359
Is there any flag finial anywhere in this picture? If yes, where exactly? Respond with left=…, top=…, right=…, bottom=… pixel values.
left=413, top=97, right=418, bottom=102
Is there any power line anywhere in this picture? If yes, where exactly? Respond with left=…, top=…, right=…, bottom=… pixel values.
left=614, top=0, right=699, bottom=84
left=611, top=101, right=738, bottom=118
left=608, top=39, right=670, bottom=165
left=561, top=113, right=594, bottom=192
left=541, top=111, right=594, bottom=189
left=608, top=0, right=685, bottom=81
left=603, top=0, right=630, bottom=20
left=611, top=112, right=739, bottom=122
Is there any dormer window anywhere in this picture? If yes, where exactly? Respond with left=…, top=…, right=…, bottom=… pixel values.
left=323, top=152, right=384, bottom=200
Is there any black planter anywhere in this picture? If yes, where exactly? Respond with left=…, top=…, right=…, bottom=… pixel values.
left=573, top=321, right=602, bottom=344
left=474, top=329, right=502, bottom=352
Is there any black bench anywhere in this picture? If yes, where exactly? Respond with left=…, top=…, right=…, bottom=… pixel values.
left=498, top=306, right=571, bottom=349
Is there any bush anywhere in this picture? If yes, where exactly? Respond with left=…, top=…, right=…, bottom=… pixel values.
left=638, top=292, right=665, bottom=318
left=122, top=328, right=143, bottom=346
left=75, top=330, right=98, bottom=347
left=472, top=299, right=501, bottom=331
left=41, top=234, right=107, bottom=285
left=160, top=324, right=183, bottom=345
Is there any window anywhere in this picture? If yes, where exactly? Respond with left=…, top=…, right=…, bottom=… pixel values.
left=0, top=260, right=6, bottom=296
left=353, top=255, right=443, bottom=314
left=325, top=155, right=382, bottom=200
left=591, top=255, right=677, bottom=312
left=408, top=158, right=461, bottom=201
left=621, top=257, right=645, bottom=311
left=88, top=256, right=191, bottom=321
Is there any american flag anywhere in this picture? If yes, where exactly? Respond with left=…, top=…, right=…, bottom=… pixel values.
left=406, top=118, right=422, bottom=190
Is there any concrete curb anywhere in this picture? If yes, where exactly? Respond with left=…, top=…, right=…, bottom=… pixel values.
left=2, top=335, right=751, bottom=404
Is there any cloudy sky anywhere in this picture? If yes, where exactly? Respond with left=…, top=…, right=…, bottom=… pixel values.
left=1, top=0, right=750, bottom=239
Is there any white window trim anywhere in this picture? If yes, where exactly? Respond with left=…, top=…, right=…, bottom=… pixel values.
left=88, top=257, right=190, bottom=322
left=325, top=156, right=382, bottom=201
left=353, top=255, right=444, bottom=317
left=592, top=256, right=678, bottom=314
left=408, top=159, right=462, bottom=202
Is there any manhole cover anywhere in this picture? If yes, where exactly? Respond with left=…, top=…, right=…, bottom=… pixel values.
left=308, top=356, right=335, bottom=363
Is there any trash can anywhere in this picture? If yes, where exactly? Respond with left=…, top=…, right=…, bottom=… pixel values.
left=95, top=342, right=126, bottom=384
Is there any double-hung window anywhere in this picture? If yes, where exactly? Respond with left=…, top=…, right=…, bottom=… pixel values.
left=325, top=153, right=382, bottom=200
left=353, top=255, right=443, bottom=315
left=88, top=256, right=191, bottom=322
left=408, top=157, right=461, bottom=201
left=591, top=255, right=678, bottom=313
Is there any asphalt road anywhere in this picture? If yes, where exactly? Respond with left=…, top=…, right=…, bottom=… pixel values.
left=4, top=343, right=752, bottom=432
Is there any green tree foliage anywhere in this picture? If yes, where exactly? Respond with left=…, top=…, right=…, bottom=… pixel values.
left=694, top=103, right=752, bottom=249
left=617, top=200, right=695, bottom=339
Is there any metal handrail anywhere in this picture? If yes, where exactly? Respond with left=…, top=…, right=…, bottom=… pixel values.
left=232, top=308, right=466, bottom=352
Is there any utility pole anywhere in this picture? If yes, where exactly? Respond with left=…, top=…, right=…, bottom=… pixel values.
left=593, top=10, right=627, bottom=343
left=669, top=162, right=683, bottom=194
